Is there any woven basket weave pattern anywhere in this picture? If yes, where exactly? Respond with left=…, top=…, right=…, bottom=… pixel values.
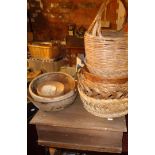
left=78, top=0, right=128, bottom=118
left=84, top=0, right=128, bottom=78
left=78, top=85, right=128, bottom=118
left=79, top=78, right=128, bottom=99
left=28, top=43, right=61, bottom=59
left=78, top=68, right=128, bottom=99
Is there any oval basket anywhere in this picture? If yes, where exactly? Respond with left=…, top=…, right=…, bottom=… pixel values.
left=28, top=42, right=61, bottom=59
left=28, top=91, right=77, bottom=112
left=78, top=67, right=128, bottom=99
left=84, top=0, right=128, bottom=78
left=29, top=72, right=76, bottom=103
left=78, top=85, right=128, bottom=118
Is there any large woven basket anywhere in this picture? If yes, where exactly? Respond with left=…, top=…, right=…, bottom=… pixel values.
left=84, top=0, right=128, bottom=78
left=78, top=67, right=128, bottom=99
left=78, top=84, right=128, bottom=118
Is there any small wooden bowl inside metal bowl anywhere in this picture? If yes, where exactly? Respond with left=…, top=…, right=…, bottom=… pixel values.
left=37, top=81, right=64, bottom=97
left=29, top=72, right=76, bottom=103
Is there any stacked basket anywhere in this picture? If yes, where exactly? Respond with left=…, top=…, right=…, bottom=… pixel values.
left=78, top=0, right=128, bottom=118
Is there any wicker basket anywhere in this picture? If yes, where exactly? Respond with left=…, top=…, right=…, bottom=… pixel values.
left=78, top=67, right=128, bottom=99
left=78, top=84, right=128, bottom=118
left=28, top=42, right=61, bottom=59
left=29, top=72, right=76, bottom=103
left=84, top=0, right=128, bottom=78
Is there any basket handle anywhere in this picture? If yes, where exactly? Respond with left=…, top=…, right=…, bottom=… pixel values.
left=87, top=0, right=126, bottom=36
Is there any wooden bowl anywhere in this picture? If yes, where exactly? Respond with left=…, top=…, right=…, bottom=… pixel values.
left=37, top=81, right=64, bottom=97
left=29, top=72, right=76, bottom=103
left=28, top=91, right=77, bottom=112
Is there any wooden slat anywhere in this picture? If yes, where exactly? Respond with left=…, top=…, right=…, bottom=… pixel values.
left=31, top=96, right=127, bottom=132
left=37, top=125, right=123, bottom=153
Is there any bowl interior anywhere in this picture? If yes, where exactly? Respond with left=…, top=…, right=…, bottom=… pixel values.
left=37, top=81, right=64, bottom=97
left=30, top=72, right=75, bottom=98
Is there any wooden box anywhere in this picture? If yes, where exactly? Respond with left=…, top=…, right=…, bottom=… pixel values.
left=30, top=96, right=127, bottom=153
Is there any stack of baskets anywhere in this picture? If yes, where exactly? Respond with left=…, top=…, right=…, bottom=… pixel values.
left=29, top=72, right=77, bottom=111
left=78, top=0, right=128, bottom=118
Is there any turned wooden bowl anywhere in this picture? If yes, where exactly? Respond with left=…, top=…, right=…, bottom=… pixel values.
left=37, top=81, right=64, bottom=97
left=29, top=72, right=76, bottom=103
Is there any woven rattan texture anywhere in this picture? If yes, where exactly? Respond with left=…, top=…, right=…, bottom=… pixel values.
left=84, top=0, right=128, bottom=78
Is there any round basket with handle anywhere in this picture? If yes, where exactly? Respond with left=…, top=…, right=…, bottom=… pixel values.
left=85, top=0, right=128, bottom=79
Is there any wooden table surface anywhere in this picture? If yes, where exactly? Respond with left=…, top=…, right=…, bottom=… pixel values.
left=31, top=96, right=127, bottom=154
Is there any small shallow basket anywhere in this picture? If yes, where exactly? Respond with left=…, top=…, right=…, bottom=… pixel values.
left=28, top=42, right=61, bottom=59
left=78, top=67, right=128, bottom=99
left=78, top=84, right=128, bottom=118
left=85, top=0, right=128, bottom=78
left=29, top=72, right=76, bottom=106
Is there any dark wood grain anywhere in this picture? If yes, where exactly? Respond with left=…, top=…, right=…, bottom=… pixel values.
left=31, top=96, right=127, bottom=132
left=66, top=36, right=84, bottom=48
left=37, top=125, right=123, bottom=153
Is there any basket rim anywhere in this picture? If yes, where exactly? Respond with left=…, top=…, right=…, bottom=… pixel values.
left=29, top=72, right=76, bottom=103
left=84, top=31, right=128, bottom=40
left=83, top=103, right=128, bottom=118
left=79, top=67, right=128, bottom=84
left=78, top=85, right=128, bottom=103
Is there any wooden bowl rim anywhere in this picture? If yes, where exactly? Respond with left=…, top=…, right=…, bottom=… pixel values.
left=29, top=72, right=76, bottom=102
